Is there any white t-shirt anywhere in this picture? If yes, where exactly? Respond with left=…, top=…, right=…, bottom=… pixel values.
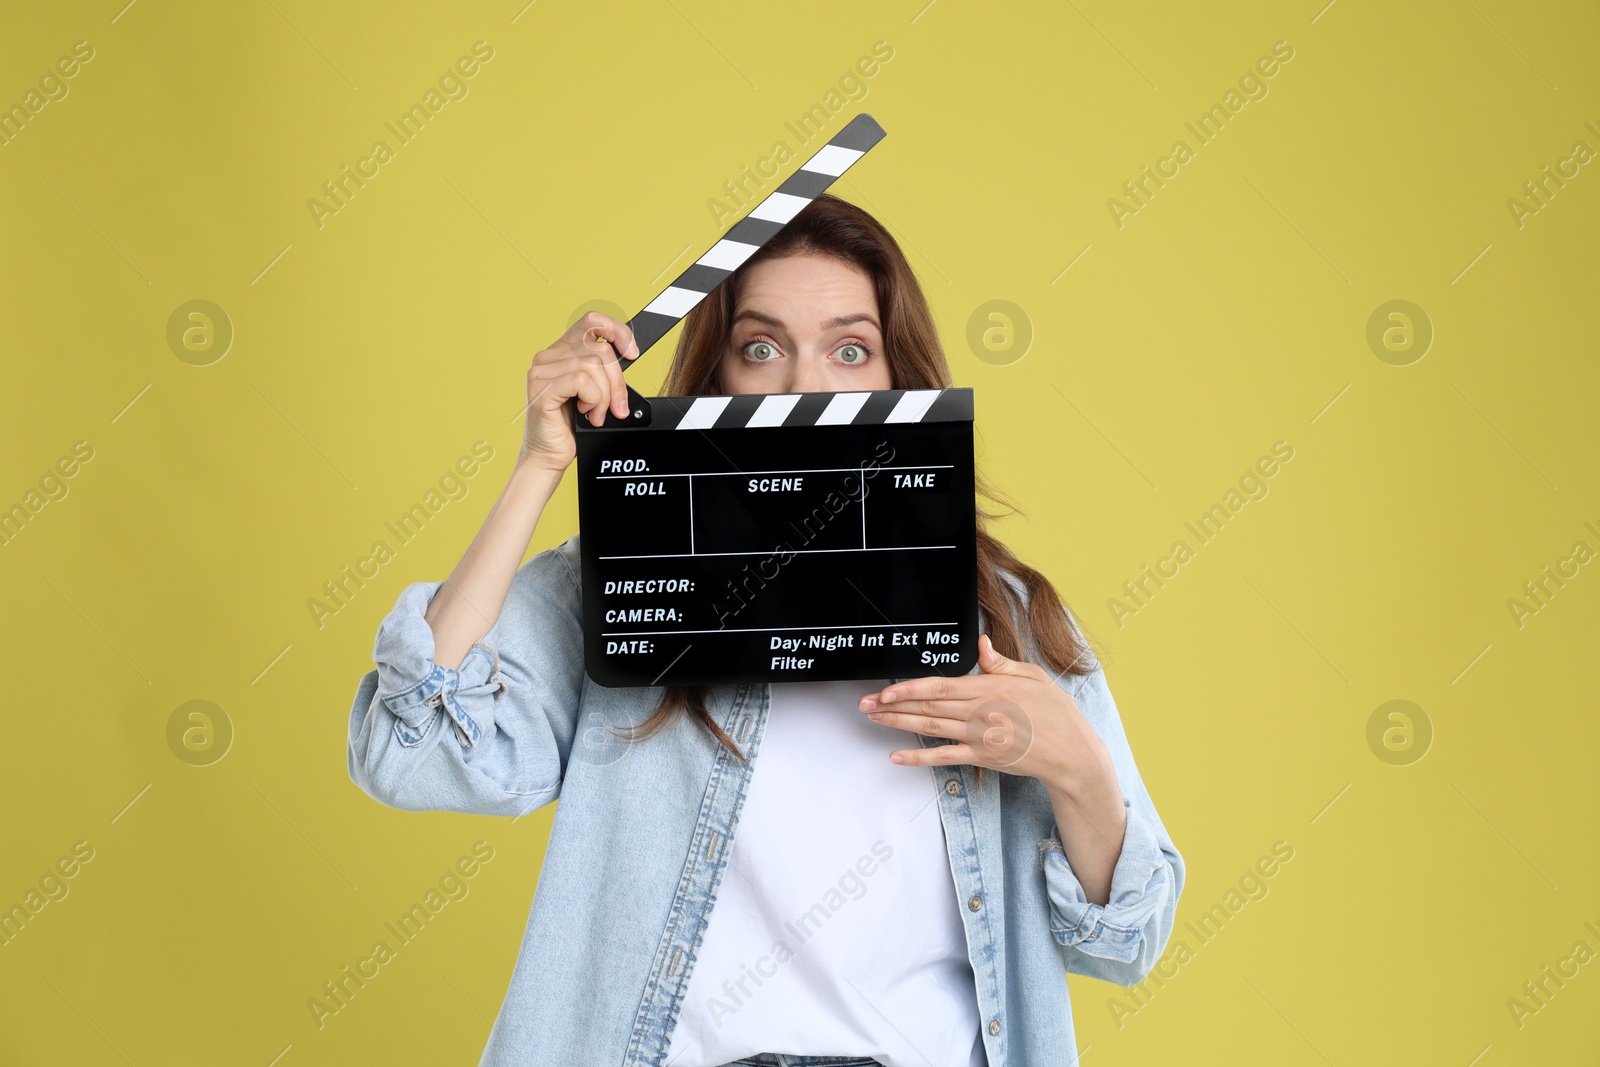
left=664, top=678, right=986, bottom=1067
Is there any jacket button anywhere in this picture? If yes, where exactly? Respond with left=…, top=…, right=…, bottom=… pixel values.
left=945, top=779, right=962, bottom=796
left=968, top=894, right=983, bottom=912
left=989, top=1019, right=1001, bottom=1035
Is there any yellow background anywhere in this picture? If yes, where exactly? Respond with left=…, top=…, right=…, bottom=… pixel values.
left=2, top=0, right=1597, bottom=1063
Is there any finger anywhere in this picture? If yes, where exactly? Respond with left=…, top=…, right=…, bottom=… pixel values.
left=977, top=633, right=1051, bottom=681
left=979, top=634, right=1026, bottom=674
left=531, top=363, right=601, bottom=422
left=571, top=349, right=619, bottom=425
left=530, top=350, right=596, bottom=398
left=865, top=708, right=962, bottom=737
left=889, top=742, right=977, bottom=767
left=576, top=336, right=632, bottom=419
left=551, top=369, right=606, bottom=424
left=568, top=311, right=640, bottom=362
left=871, top=675, right=994, bottom=705
left=562, top=338, right=624, bottom=421
left=865, top=698, right=975, bottom=719
left=539, top=354, right=612, bottom=425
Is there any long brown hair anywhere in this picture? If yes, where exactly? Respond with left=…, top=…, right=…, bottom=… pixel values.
left=616, top=193, right=1099, bottom=791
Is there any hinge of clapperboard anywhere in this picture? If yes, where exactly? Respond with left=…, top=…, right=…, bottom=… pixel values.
left=574, top=113, right=888, bottom=430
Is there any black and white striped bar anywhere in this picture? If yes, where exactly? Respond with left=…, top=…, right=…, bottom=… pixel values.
left=644, top=386, right=971, bottom=432
left=621, top=113, right=887, bottom=360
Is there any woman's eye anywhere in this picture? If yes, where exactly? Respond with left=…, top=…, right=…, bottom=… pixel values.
left=745, top=341, right=777, bottom=362
left=836, top=343, right=869, bottom=364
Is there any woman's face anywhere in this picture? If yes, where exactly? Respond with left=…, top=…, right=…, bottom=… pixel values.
left=717, top=252, right=892, bottom=395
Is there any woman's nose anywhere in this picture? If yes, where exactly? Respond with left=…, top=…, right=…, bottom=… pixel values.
left=787, top=351, right=826, bottom=394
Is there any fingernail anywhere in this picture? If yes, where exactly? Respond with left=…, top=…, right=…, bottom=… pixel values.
left=890, top=753, right=904, bottom=763
left=867, top=711, right=883, bottom=720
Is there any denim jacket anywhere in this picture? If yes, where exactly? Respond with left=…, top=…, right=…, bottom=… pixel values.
left=345, top=533, right=1185, bottom=1066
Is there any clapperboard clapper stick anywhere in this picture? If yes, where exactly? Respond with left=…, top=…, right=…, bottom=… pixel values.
left=573, top=113, right=979, bottom=688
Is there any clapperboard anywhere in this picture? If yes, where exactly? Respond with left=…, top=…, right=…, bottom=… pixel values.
left=573, top=114, right=978, bottom=688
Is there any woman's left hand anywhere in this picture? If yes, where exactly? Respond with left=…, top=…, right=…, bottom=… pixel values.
left=857, top=633, right=1118, bottom=798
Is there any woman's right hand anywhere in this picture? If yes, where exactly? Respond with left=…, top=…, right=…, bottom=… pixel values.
left=518, top=311, right=640, bottom=474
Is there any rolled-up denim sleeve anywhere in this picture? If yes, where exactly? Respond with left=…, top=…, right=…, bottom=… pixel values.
left=345, top=538, right=586, bottom=819
left=1039, top=660, right=1185, bottom=986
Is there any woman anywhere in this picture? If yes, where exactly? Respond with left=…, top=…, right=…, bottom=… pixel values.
left=346, top=194, right=1185, bottom=1067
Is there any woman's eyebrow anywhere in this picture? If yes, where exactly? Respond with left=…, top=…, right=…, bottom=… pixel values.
left=733, top=309, right=881, bottom=331
left=821, top=313, right=880, bottom=331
